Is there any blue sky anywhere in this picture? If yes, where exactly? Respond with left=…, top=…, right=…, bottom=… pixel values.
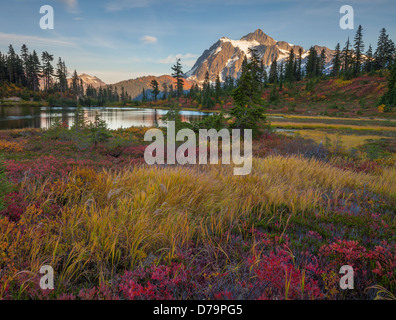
left=0, top=0, right=395, bottom=83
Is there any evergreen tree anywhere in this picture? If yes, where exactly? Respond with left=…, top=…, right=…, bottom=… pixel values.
left=268, top=58, right=278, bottom=83
left=230, top=57, right=266, bottom=137
left=296, top=48, right=303, bottom=81
left=56, top=57, right=68, bottom=94
left=89, top=112, right=111, bottom=147
left=171, top=58, right=184, bottom=97
left=364, top=44, right=374, bottom=73
left=248, top=48, right=263, bottom=89
left=150, top=79, right=159, bottom=101
left=6, top=45, right=16, bottom=83
left=331, top=43, right=341, bottom=77
left=41, top=51, right=54, bottom=92
left=71, top=70, right=79, bottom=95
left=379, top=62, right=396, bottom=110
left=215, top=75, right=221, bottom=101
left=141, top=88, right=147, bottom=102
left=306, top=47, right=318, bottom=78
left=284, top=48, right=295, bottom=82
left=79, top=78, right=84, bottom=96
left=29, top=50, right=41, bottom=91
left=223, top=76, right=235, bottom=94
left=162, top=82, right=168, bottom=100
left=374, top=28, right=395, bottom=70
left=20, top=44, right=29, bottom=86
left=318, top=49, right=326, bottom=76
left=72, top=105, right=87, bottom=133
left=202, top=71, right=213, bottom=108
left=353, top=25, right=364, bottom=76
left=203, top=71, right=210, bottom=92
left=341, top=37, right=352, bottom=78
left=120, top=86, right=126, bottom=104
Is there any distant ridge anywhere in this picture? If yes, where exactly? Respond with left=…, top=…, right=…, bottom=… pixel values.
left=111, top=75, right=195, bottom=100
left=66, top=73, right=106, bottom=90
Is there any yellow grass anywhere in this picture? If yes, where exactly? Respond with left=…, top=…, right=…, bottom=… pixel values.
left=1, top=155, right=393, bottom=291
left=271, top=121, right=396, bottom=132
left=269, top=113, right=396, bottom=122
left=294, top=130, right=393, bottom=150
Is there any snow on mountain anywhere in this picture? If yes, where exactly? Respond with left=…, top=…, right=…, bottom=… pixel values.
left=185, top=29, right=335, bottom=84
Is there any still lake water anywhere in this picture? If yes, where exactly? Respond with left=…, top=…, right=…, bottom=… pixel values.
left=0, top=106, right=212, bottom=130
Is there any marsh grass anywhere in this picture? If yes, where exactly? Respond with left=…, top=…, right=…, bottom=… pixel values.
left=294, top=130, right=393, bottom=151
left=271, top=121, right=396, bottom=132
left=3, top=155, right=393, bottom=293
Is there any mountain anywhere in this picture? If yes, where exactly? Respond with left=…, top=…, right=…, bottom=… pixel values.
left=185, top=29, right=335, bottom=83
left=67, top=73, right=107, bottom=90
left=112, top=75, right=195, bottom=100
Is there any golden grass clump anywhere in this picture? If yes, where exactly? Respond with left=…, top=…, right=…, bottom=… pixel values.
left=4, top=155, right=395, bottom=290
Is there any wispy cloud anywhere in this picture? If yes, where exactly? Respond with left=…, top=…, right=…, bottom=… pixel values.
left=0, top=32, right=75, bottom=47
left=158, top=53, right=199, bottom=63
left=140, top=35, right=157, bottom=44
left=158, top=53, right=199, bottom=67
left=105, top=0, right=153, bottom=12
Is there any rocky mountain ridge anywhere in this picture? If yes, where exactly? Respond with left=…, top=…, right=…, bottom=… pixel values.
left=185, top=29, right=334, bottom=83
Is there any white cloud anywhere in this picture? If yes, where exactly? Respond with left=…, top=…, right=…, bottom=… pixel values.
left=158, top=53, right=199, bottom=67
left=158, top=53, right=199, bottom=63
left=0, top=32, right=75, bottom=47
left=140, top=35, right=157, bottom=44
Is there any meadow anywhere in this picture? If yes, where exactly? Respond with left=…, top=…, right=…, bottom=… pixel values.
left=0, top=115, right=395, bottom=300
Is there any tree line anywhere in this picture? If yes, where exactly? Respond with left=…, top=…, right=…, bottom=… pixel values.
left=0, top=44, right=69, bottom=93
left=145, top=58, right=237, bottom=108
left=0, top=44, right=132, bottom=105
left=1, top=26, right=394, bottom=109
left=146, top=26, right=395, bottom=109
left=267, top=26, right=395, bottom=86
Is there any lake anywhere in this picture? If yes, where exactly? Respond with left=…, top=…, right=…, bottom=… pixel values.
left=0, top=106, right=212, bottom=130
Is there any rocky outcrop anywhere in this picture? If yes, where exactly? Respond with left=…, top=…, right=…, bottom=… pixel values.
left=186, top=29, right=334, bottom=84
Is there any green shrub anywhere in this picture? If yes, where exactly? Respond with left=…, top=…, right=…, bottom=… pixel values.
left=192, top=113, right=226, bottom=132
left=44, top=117, right=68, bottom=140
left=89, top=112, right=112, bottom=147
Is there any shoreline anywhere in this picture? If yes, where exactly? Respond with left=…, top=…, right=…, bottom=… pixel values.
left=1, top=102, right=395, bottom=121
left=0, top=101, right=220, bottom=113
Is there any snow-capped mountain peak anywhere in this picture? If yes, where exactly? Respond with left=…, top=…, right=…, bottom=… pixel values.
left=185, top=29, right=334, bottom=84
